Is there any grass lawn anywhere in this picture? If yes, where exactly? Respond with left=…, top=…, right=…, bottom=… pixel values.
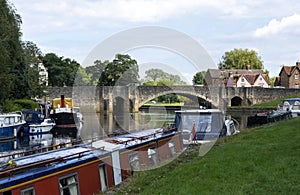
left=143, top=102, right=184, bottom=107
left=111, top=117, right=300, bottom=194
left=252, top=95, right=299, bottom=108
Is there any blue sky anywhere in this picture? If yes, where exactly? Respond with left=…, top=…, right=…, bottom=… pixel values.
left=11, top=0, right=300, bottom=84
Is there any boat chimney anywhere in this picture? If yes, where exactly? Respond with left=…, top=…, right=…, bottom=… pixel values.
left=61, top=95, right=65, bottom=108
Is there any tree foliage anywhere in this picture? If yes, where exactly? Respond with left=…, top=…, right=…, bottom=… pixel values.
left=142, top=68, right=187, bottom=103
left=0, top=0, right=25, bottom=102
left=98, top=54, right=139, bottom=86
left=85, top=60, right=108, bottom=86
left=42, top=53, right=80, bottom=87
left=193, top=71, right=206, bottom=85
left=143, top=68, right=186, bottom=85
left=218, top=48, right=263, bottom=70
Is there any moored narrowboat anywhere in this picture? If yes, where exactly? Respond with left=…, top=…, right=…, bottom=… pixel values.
left=0, top=127, right=183, bottom=194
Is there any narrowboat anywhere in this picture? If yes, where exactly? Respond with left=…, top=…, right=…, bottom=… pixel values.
left=50, top=95, right=80, bottom=138
left=279, top=97, right=300, bottom=117
left=0, top=113, right=26, bottom=141
left=0, top=127, right=183, bottom=194
left=247, top=109, right=292, bottom=127
left=22, top=110, right=55, bottom=135
left=174, top=109, right=240, bottom=144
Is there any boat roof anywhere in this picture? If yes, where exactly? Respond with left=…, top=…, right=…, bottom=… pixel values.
left=283, top=98, right=300, bottom=101
left=0, top=127, right=177, bottom=188
left=23, top=110, right=42, bottom=115
left=175, top=109, right=223, bottom=114
left=98, top=128, right=176, bottom=150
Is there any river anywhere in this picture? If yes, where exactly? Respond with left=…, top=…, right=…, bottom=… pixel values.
left=0, top=107, right=273, bottom=153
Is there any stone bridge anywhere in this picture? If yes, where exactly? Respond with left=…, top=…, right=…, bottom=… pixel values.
left=47, top=86, right=300, bottom=113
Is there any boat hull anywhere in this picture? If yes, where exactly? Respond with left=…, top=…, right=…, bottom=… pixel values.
left=50, top=112, right=78, bottom=138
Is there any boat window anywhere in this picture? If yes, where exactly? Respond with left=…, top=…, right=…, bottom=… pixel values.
left=21, top=187, right=35, bottom=195
left=294, top=101, right=300, bottom=110
left=129, top=152, right=140, bottom=174
left=4, top=117, right=9, bottom=125
left=3, top=191, right=12, bottom=195
left=148, top=147, right=157, bottom=166
left=24, top=113, right=33, bottom=121
left=168, top=140, right=176, bottom=157
left=58, top=173, right=79, bottom=195
left=197, top=119, right=212, bottom=132
left=98, top=163, right=108, bottom=192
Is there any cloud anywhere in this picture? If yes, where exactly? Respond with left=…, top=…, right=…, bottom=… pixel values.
left=254, top=14, right=300, bottom=37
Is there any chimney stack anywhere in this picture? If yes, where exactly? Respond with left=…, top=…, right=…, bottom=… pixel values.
left=296, top=61, right=300, bottom=69
left=246, top=64, right=251, bottom=70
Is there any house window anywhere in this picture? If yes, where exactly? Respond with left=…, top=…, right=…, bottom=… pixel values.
left=241, top=78, right=245, bottom=82
left=21, top=187, right=35, bottom=195
left=168, top=141, right=176, bottom=157
left=99, top=163, right=108, bottom=192
left=295, top=84, right=299, bottom=88
left=59, top=173, right=79, bottom=195
left=148, top=147, right=157, bottom=166
left=129, top=152, right=140, bottom=174
left=295, top=74, right=299, bottom=80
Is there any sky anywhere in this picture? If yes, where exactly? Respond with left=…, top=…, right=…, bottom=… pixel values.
left=10, top=0, right=300, bottom=84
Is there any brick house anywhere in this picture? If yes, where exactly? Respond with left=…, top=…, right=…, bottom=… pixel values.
left=276, top=61, right=300, bottom=88
left=204, top=68, right=269, bottom=88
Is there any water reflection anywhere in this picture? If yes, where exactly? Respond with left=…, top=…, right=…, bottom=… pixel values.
left=0, top=108, right=253, bottom=154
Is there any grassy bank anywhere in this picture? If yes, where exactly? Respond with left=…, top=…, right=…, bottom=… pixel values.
left=252, top=95, right=299, bottom=108
left=111, top=117, right=300, bottom=194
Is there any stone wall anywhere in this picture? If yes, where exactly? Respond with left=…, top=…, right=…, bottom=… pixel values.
left=46, top=86, right=300, bottom=112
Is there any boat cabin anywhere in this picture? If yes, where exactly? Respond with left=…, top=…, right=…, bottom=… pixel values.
left=174, top=109, right=227, bottom=141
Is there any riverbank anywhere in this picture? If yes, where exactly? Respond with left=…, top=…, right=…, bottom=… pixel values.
left=107, top=117, right=300, bottom=194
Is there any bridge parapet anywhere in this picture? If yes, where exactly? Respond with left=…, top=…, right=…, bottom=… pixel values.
left=46, top=86, right=300, bottom=113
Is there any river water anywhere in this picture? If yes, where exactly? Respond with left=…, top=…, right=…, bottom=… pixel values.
left=0, top=107, right=263, bottom=153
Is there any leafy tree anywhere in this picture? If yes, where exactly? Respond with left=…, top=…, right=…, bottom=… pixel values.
left=143, top=68, right=187, bottom=85
left=193, top=71, right=206, bottom=85
left=42, top=53, right=80, bottom=87
left=145, top=68, right=165, bottom=82
left=73, top=66, right=91, bottom=86
left=85, top=60, right=108, bottom=86
left=98, top=54, right=139, bottom=86
left=0, top=0, right=25, bottom=101
left=22, top=41, right=45, bottom=97
left=218, top=48, right=263, bottom=70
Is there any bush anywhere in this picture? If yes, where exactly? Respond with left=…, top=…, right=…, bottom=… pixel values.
left=1, top=99, right=38, bottom=113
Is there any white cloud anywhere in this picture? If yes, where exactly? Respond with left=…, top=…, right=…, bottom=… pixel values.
left=254, top=14, right=300, bottom=37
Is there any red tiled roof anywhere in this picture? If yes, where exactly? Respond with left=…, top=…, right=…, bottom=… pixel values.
left=261, top=74, right=271, bottom=85
left=283, top=66, right=295, bottom=76
left=243, top=74, right=258, bottom=85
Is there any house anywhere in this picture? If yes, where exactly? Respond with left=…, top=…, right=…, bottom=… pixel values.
left=276, top=61, right=300, bottom=88
left=30, top=57, right=49, bottom=86
left=236, top=74, right=270, bottom=88
left=205, top=67, right=269, bottom=88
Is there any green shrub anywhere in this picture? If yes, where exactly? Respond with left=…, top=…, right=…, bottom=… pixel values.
left=1, top=99, right=38, bottom=113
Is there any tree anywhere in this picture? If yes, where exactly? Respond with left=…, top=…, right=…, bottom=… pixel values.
left=0, top=0, right=25, bottom=101
left=42, top=53, right=80, bottom=87
left=193, top=71, right=206, bottom=85
left=22, top=41, right=45, bottom=97
left=98, top=54, right=139, bottom=86
left=218, top=48, right=263, bottom=70
left=143, top=68, right=187, bottom=86
left=85, top=60, right=108, bottom=86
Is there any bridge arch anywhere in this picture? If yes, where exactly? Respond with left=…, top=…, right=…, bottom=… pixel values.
left=136, top=89, right=216, bottom=110
left=231, top=96, right=243, bottom=106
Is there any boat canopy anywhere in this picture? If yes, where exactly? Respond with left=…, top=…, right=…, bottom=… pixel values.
left=52, top=98, right=73, bottom=109
left=174, top=109, right=224, bottom=133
